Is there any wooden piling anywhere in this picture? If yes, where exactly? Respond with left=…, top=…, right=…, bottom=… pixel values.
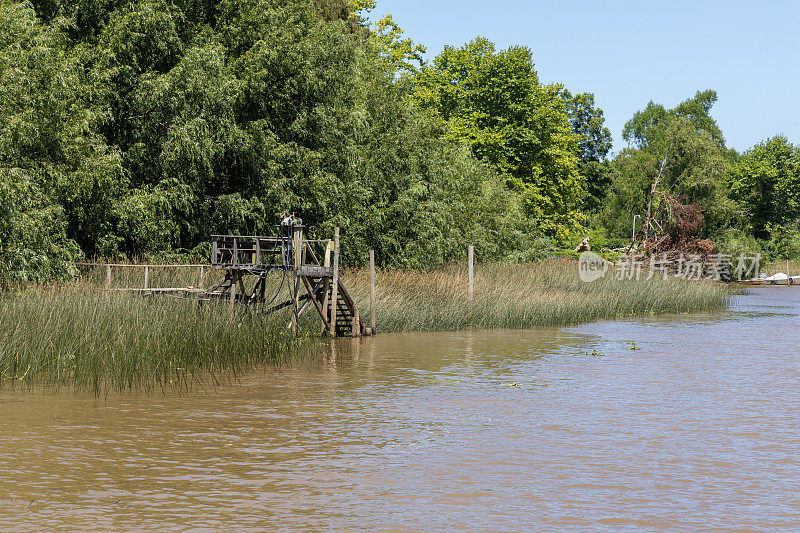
left=330, top=227, right=340, bottom=338
left=369, top=249, right=376, bottom=333
left=143, top=266, right=149, bottom=289
left=106, top=264, right=112, bottom=289
left=229, top=271, right=237, bottom=318
left=352, top=309, right=361, bottom=338
left=468, top=245, right=474, bottom=301
left=292, top=275, right=299, bottom=336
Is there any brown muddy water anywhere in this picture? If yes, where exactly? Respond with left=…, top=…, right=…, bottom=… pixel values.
left=1, top=287, right=799, bottom=531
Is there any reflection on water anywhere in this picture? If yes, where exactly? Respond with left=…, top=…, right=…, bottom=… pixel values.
left=1, top=288, right=800, bottom=531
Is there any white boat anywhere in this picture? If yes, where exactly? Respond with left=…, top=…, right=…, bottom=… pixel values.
left=745, top=272, right=800, bottom=285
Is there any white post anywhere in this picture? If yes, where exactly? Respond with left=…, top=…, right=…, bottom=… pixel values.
left=144, top=266, right=149, bottom=289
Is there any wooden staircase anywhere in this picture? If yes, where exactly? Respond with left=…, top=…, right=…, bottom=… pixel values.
left=326, top=279, right=362, bottom=337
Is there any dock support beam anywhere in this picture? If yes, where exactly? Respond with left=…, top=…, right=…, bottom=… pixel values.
left=229, top=271, right=237, bottom=318
left=468, top=245, right=474, bottom=302
left=369, top=249, right=376, bottom=334
left=329, top=227, right=340, bottom=338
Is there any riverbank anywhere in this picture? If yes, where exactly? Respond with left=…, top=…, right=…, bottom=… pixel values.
left=343, top=259, right=730, bottom=331
left=0, top=260, right=730, bottom=392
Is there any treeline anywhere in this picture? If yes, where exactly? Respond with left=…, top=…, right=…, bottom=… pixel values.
left=0, top=0, right=798, bottom=284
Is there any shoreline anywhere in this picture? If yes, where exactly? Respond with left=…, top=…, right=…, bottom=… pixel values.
left=0, top=260, right=731, bottom=394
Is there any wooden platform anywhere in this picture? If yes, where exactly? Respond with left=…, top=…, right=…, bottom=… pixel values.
left=86, top=228, right=369, bottom=338
left=208, top=229, right=365, bottom=337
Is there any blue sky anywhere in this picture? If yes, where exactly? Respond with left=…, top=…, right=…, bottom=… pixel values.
left=369, top=0, right=800, bottom=154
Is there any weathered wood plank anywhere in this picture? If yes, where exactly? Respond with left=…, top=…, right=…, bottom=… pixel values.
left=297, top=265, right=333, bottom=277
left=369, top=249, right=376, bottom=333
left=330, top=227, right=339, bottom=337
left=468, top=244, right=474, bottom=302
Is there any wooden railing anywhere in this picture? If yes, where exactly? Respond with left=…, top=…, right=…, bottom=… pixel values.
left=76, top=262, right=211, bottom=290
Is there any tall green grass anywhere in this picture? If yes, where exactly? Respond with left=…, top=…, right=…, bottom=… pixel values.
left=343, top=259, right=731, bottom=332
left=0, top=283, right=299, bottom=394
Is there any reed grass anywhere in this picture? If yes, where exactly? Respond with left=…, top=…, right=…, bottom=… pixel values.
left=343, top=259, right=731, bottom=332
left=0, top=259, right=730, bottom=393
left=0, top=282, right=300, bottom=394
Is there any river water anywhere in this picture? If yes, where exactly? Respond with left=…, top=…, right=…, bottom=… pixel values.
left=1, top=287, right=799, bottom=531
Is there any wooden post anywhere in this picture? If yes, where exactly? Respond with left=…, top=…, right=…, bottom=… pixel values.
left=369, top=249, right=376, bottom=334
left=329, top=227, right=340, bottom=338
left=198, top=265, right=205, bottom=290
left=291, top=274, right=299, bottom=336
left=788, top=259, right=791, bottom=287
left=468, top=245, right=474, bottom=302
left=352, top=308, right=360, bottom=338
left=144, top=266, right=149, bottom=289
left=293, top=229, right=302, bottom=271
left=106, top=264, right=112, bottom=289
left=229, top=271, right=237, bottom=318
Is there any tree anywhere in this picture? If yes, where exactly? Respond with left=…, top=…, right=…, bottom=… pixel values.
left=0, top=0, right=538, bottom=277
left=409, top=37, right=583, bottom=229
left=346, top=0, right=425, bottom=74
left=728, top=136, right=800, bottom=239
left=622, top=89, right=725, bottom=152
left=0, top=0, right=119, bottom=269
left=560, top=89, right=613, bottom=210
left=606, top=91, right=735, bottom=249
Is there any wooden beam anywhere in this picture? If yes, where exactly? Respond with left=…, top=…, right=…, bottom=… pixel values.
left=301, top=275, right=329, bottom=331
left=237, top=274, right=248, bottom=306
left=369, top=249, right=376, bottom=333
left=329, top=227, right=340, bottom=337
left=321, top=277, right=330, bottom=334
left=304, top=241, right=321, bottom=265
left=292, top=272, right=300, bottom=337
left=229, top=270, right=237, bottom=318
left=352, top=308, right=361, bottom=338
left=468, top=245, right=474, bottom=302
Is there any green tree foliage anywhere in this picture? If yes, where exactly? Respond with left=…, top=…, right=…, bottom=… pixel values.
left=606, top=91, right=735, bottom=245
left=0, top=169, right=79, bottom=284
left=409, top=38, right=583, bottom=234
left=623, top=89, right=726, bottom=152
left=346, top=0, right=425, bottom=74
left=0, top=0, right=120, bottom=278
left=0, top=0, right=534, bottom=279
left=727, top=136, right=800, bottom=256
left=560, top=89, right=613, bottom=210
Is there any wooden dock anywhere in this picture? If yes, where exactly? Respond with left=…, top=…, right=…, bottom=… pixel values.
left=84, top=227, right=368, bottom=338
left=205, top=227, right=365, bottom=337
